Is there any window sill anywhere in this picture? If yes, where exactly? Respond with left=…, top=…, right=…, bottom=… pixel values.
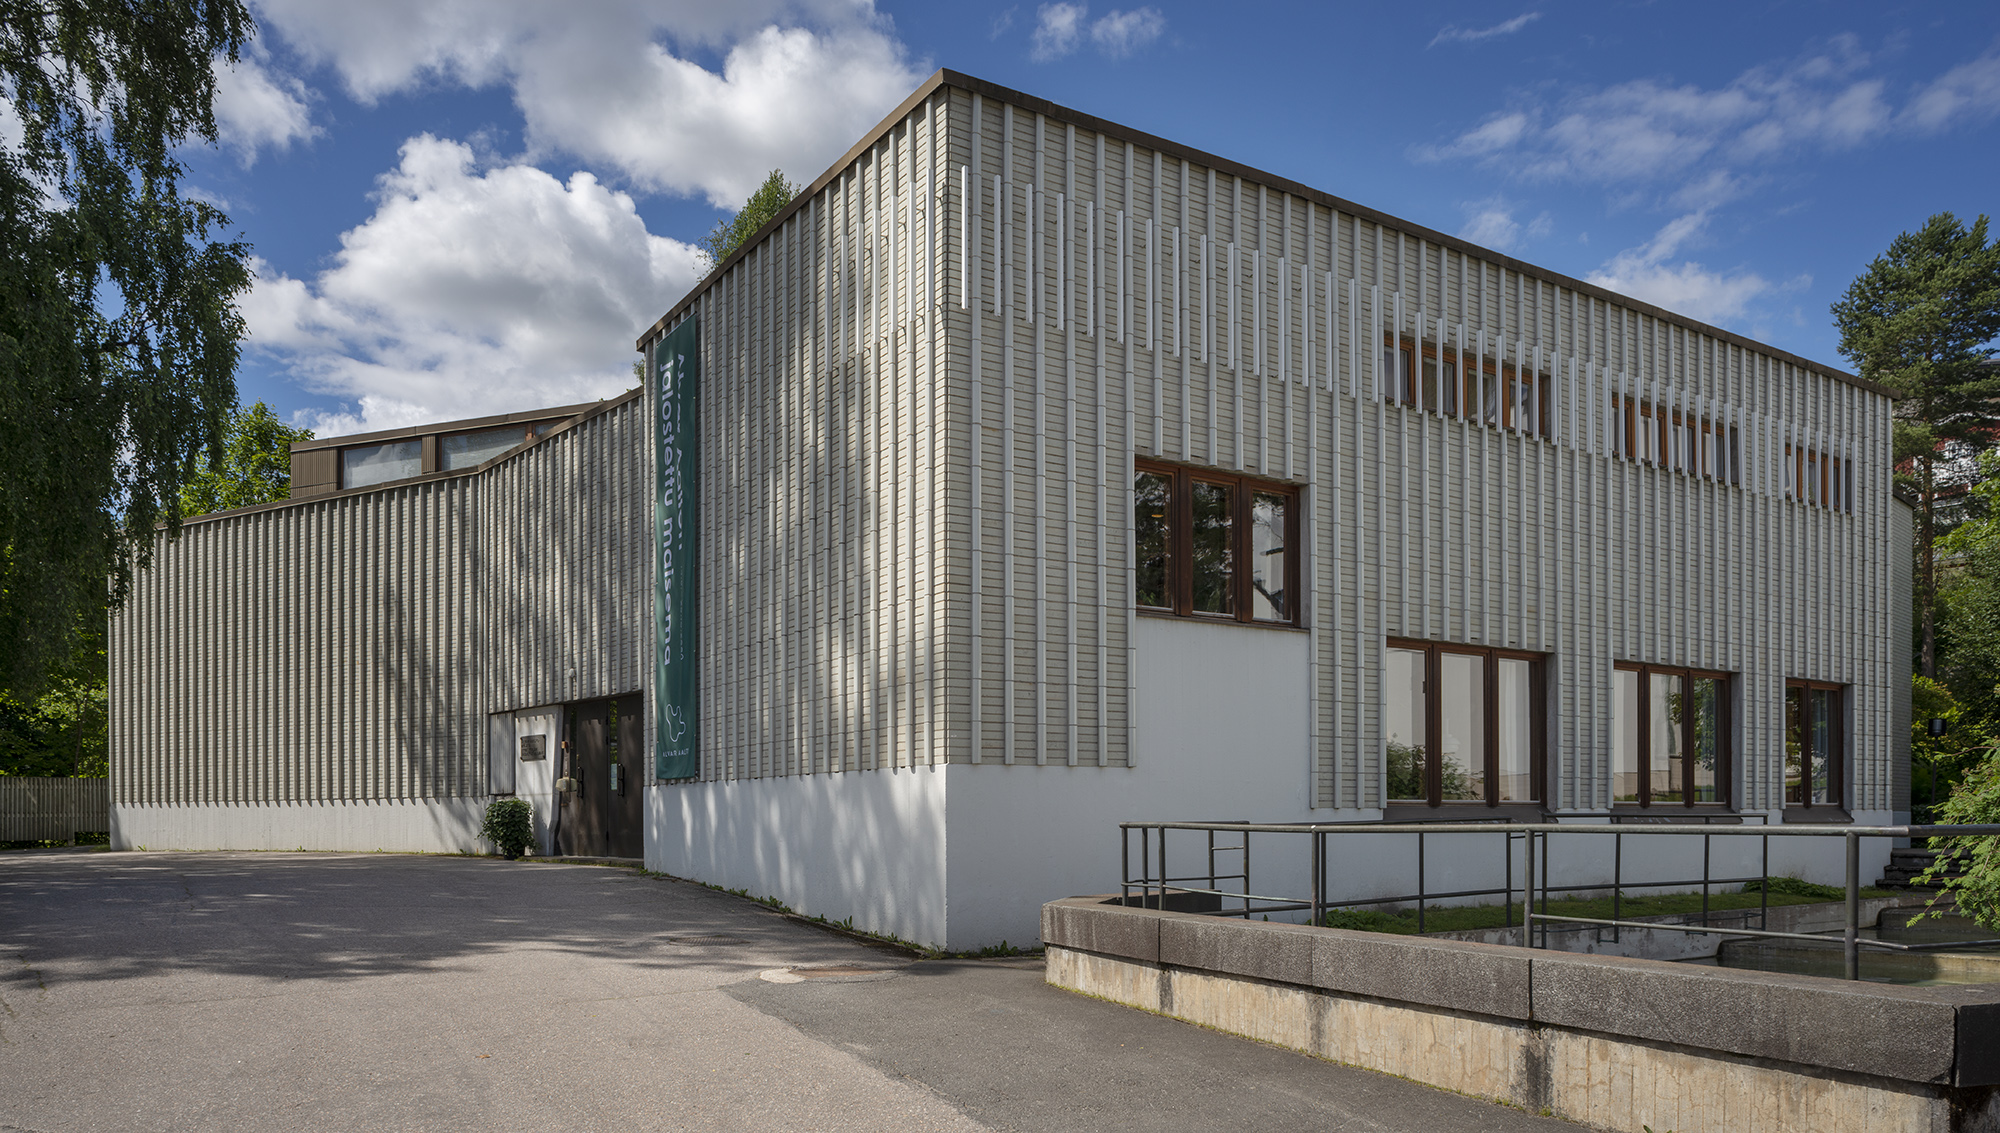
left=1605, top=807, right=1746, bottom=825
left=1383, top=802, right=1546, bottom=823
left=1782, top=806, right=1853, bottom=825
left=1135, top=609, right=1307, bottom=632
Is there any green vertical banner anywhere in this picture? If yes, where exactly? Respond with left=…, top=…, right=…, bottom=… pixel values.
left=653, top=316, right=700, bottom=781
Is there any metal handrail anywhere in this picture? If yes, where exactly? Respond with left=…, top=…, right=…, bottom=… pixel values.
left=1119, top=821, right=2000, bottom=980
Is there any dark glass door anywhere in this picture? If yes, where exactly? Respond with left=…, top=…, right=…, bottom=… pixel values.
left=559, top=696, right=643, bottom=859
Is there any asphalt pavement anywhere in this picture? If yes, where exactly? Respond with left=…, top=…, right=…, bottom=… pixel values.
left=0, top=850, right=1579, bottom=1132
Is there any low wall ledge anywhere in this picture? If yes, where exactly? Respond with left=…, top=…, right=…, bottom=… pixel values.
left=1040, top=895, right=2000, bottom=1087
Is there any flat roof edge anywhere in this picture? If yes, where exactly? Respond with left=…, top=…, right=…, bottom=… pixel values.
left=290, top=398, right=613, bottom=452
left=179, top=388, right=644, bottom=528
left=637, top=69, right=1890, bottom=400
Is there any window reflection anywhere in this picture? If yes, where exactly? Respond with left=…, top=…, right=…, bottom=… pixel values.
left=1615, top=663, right=1732, bottom=807
left=1134, top=471, right=1171, bottom=609
left=1805, top=687, right=1837, bottom=805
left=1386, top=648, right=1428, bottom=801
left=1496, top=658, right=1531, bottom=801
left=1692, top=677, right=1721, bottom=802
left=1189, top=480, right=1233, bottom=614
left=441, top=424, right=535, bottom=470
left=1613, top=669, right=1640, bottom=803
left=1650, top=672, right=1684, bottom=802
left=1250, top=491, right=1288, bottom=621
left=1134, top=463, right=1298, bottom=625
left=341, top=440, right=422, bottom=489
left=1439, top=653, right=1484, bottom=801
left=1386, top=642, right=1540, bottom=807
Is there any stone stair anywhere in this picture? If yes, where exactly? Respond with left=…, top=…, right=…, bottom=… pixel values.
left=1878, top=847, right=1969, bottom=890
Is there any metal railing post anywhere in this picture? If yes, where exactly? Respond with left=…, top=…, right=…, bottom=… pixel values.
left=1845, top=832, right=1861, bottom=981
left=1539, top=829, right=1551, bottom=948
left=1760, top=832, right=1770, bottom=931
left=1416, top=831, right=1427, bottom=934
left=1504, top=832, right=1514, bottom=929
left=1310, top=830, right=1324, bottom=926
left=1524, top=828, right=1537, bottom=948
left=1121, top=825, right=1131, bottom=906
left=1243, top=828, right=1253, bottom=918
left=1613, top=831, right=1623, bottom=945
left=1701, top=831, right=1712, bottom=928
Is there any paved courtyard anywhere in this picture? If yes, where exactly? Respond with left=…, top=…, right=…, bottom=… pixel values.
left=0, top=851, right=1578, bottom=1132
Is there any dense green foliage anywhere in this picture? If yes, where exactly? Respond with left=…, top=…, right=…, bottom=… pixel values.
left=0, top=623, right=105, bottom=777
left=179, top=402, right=313, bottom=516
left=1919, top=735, right=2000, bottom=930
left=1, top=0, right=255, bottom=695
left=481, top=798, right=534, bottom=857
left=1832, top=213, right=2000, bottom=678
left=1, top=396, right=302, bottom=779
left=697, top=170, right=798, bottom=270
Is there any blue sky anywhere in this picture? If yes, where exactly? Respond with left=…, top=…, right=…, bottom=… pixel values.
left=187, top=1, right=2000, bottom=438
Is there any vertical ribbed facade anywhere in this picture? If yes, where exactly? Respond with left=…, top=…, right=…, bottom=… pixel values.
left=109, top=394, right=650, bottom=807
left=115, top=72, right=1902, bottom=833
left=645, top=72, right=1902, bottom=817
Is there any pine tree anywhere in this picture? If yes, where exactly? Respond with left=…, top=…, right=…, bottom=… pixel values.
left=1832, top=213, right=2000, bottom=678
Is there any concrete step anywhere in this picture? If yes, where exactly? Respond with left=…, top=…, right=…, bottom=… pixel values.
left=1878, top=848, right=1967, bottom=890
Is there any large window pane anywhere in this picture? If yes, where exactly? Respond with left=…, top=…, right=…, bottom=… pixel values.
left=1785, top=687, right=1805, bottom=805
left=1691, top=677, right=1722, bottom=802
left=1249, top=491, right=1288, bottom=621
left=1650, top=672, right=1684, bottom=802
left=1613, top=669, right=1640, bottom=802
left=341, top=440, right=422, bottom=488
left=1497, top=658, right=1532, bottom=801
left=1809, top=689, right=1834, bottom=805
left=1439, top=653, right=1484, bottom=801
left=1134, top=471, right=1171, bottom=609
left=1189, top=480, right=1234, bottom=614
left=1386, top=648, right=1427, bottom=801
left=441, top=425, right=530, bottom=470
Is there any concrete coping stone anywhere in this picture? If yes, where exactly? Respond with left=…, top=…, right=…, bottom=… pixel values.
left=1041, top=895, right=2000, bottom=1086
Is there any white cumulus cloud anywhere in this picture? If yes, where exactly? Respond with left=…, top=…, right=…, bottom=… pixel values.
left=1031, top=3, right=1088, bottom=61
left=1429, top=12, right=1539, bottom=49
left=1414, top=35, right=1895, bottom=189
left=1030, top=3, right=1165, bottom=62
left=1903, top=47, right=2000, bottom=132
left=1457, top=198, right=1551, bottom=253
left=243, top=135, right=705, bottom=436
left=1091, top=8, right=1166, bottom=58
left=211, top=53, right=318, bottom=164
left=250, top=0, right=926, bottom=206
left=1585, top=212, right=1771, bottom=326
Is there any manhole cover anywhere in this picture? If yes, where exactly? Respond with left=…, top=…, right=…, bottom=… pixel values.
left=758, top=965, right=901, bottom=984
left=666, top=934, right=747, bottom=946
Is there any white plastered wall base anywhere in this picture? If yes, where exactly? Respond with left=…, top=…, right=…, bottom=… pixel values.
left=112, top=799, right=491, bottom=854
left=648, top=766, right=950, bottom=949
left=644, top=619, right=1896, bottom=950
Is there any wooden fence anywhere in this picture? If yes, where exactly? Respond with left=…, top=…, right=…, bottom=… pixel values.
left=0, top=777, right=110, bottom=842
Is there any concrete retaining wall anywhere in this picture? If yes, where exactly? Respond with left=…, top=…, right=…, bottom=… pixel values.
left=1042, top=896, right=2000, bottom=1133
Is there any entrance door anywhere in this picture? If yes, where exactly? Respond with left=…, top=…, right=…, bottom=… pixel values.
left=557, top=696, right=644, bottom=859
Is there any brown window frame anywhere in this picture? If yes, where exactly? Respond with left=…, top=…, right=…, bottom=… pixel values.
left=1134, top=460, right=1301, bottom=626
left=1380, top=333, right=1551, bottom=439
left=1785, top=679, right=1846, bottom=811
left=1613, top=662, right=1735, bottom=809
left=1387, top=638, right=1547, bottom=809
